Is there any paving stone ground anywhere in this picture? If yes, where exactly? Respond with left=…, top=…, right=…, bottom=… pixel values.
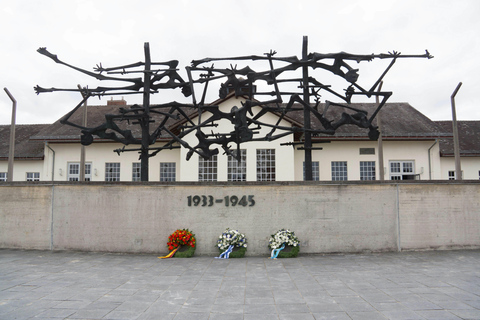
left=1, top=249, right=480, bottom=320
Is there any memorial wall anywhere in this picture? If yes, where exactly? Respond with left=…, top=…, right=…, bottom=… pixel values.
left=1, top=182, right=479, bottom=255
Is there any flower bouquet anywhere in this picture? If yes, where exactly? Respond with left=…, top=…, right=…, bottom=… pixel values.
left=268, top=229, right=300, bottom=258
left=165, top=229, right=196, bottom=258
left=216, top=228, right=247, bottom=258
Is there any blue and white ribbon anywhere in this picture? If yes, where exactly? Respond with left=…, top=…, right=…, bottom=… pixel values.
left=215, top=245, right=234, bottom=259
left=271, top=243, right=285, bottom=259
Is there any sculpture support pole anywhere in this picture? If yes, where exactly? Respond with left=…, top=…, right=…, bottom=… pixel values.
left=77, top=85, right=87, bottom=181
left=302, top=36, right=313, bottom=181
left=451, top=82, right=462, bottom=180
left=141, top=43, right=152, bottom=181
left=4, top=88, right=16, bottom=182
left=376, top=82, right=384, bottom=181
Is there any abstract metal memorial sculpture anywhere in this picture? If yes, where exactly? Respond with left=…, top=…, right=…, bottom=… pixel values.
left=35, top=36, right=432, bottom=181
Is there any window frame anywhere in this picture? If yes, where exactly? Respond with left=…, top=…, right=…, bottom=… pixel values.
left=331, top=161, right=348, bottom=181
left=105, top=163, right=121, bottom=182
left=132, top=163, right=141, bottom=182
left=228, top=149, right=246, bottom=181
left=26, top=172, right=40, bottom=181
left=160, top=162, right=176, bottom=182
left=256, top=149, right=276, bottom=181
left=448, top=170, right=455, bottom=180
left=360, top=161, right=376, bottom=181
left=198, top=155, right=218, bottom=182
left=389, top=160, right=415, bottom=180
left=67, top=162, right=92, bottom=181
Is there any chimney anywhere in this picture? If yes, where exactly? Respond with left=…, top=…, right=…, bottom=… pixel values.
left=107, top=97, right=127, bottom=106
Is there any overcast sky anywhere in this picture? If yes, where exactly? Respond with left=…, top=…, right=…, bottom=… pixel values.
left=1, top=0, right=479, bottom=125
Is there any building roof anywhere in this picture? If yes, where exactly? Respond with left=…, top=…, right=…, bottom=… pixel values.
left=31, top=97, right=448, bottom=143
left=284, top=102, right=448, bottom=140
left=435, top=121, right=480, bottom=157
left=0, top=124, right=49, bottom=160
left=31, top=99, right=197, bottom=142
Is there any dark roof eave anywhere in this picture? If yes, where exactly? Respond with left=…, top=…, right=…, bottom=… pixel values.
left=32, top=137, right=175, bottom=143
left=441, top=153, right=480, bottom=157
left=312, top=135, right=445, bottom=141
left=0, top=157, right=44, bottom=161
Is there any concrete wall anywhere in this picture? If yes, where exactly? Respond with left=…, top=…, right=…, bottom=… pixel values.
left=0, top=185, right=52, bottom=249
left=399, top=183, right=480, bottom=250
left=1, top=181, right=479, bottom=256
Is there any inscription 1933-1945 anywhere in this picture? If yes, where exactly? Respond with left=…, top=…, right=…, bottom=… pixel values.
left=187, top=195, right=255, bottom=207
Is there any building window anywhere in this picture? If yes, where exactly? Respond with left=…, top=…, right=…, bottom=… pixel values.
left=303, top=161, right=319, bottom=181
left=331, top=161, right=347, bottom=181
left=68, top=163, right=91, bottom=181
left=0, top=172, right=7, bottom=181
left=199, top=155, right=217, bottom=181
left=105, top=163, right=120, bottom=181
left=448, top=170, right=455, bottom=180
left=132, top=163, right=141, bottom=181
left=359, top=148, right=375, bottom=155
left=448, top=170, right=464, bottom=180
left=228, top=149, right=246, bottom=181
left=160, top=162, right=176, bottom=182
left=360, top=161, right=376, bottom=180
left=85, top=164, right=91, bottom=181
left=390, top=161, right=415, bottom=180
left=256, top=149, right=275, bottom=181
left=26, top=172, right=40, bottom=181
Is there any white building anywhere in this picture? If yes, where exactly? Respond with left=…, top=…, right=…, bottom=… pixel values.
left=1, top=94, right=479, bottom=182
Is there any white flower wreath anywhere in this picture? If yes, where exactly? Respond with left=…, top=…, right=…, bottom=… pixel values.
left=217, top=228, right=247, bottom=251
left=268, top=229, right=300, bottom=250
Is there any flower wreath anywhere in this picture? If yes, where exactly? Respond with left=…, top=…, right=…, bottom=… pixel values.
left=268, top=229, right=300, bottom=258
left=166, top=229, right=196, bottom=258
left=216, top=228, right=247, bottom=258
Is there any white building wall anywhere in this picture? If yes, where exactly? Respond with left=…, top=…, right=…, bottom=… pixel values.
left=440, top=157, right=480, bottom=180
left=44, top=142, right=180, bottom=182
left=0, top=160, right=44, bottom=181
left=383, top=140, right=440, bottom=180
left=294, top=139, right=441, bottom=181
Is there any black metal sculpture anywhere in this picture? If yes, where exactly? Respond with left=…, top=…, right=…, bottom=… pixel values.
left=35, top=37, right=432, bottom=181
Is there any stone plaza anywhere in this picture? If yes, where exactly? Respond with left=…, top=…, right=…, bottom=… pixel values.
left=1, top=249, right=480, bottom=320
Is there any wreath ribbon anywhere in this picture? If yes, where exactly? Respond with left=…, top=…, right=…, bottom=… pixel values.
left=158, top=246, right=180, bottom=259
left=271, top=243, right=285, bottom=259
left=215, top=245, right=234, bottom=259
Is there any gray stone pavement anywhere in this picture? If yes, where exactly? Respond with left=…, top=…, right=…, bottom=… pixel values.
left=1, top=249, right=480, bottom=320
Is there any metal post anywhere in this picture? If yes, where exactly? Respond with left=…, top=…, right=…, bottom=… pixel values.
left=451, top=82, right=462, bottom=180
left=77, top=85, right=87, bottom=181
left=4, top=88, right=16, bottom=182
left=302, top=36, right=313, bottom=181
left=376, top=82, right=384, bottom=181
left=141, top=42, right=152, bottom=182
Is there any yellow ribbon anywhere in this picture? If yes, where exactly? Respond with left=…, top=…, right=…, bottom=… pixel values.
left=158, top=247, right=179, bottom=259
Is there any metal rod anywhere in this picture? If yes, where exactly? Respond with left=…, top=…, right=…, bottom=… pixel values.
left=141, top=42, right=152, bottom=181
left=376, top=82, right=384, bottom=180
left=77, top=85, right=87, bottom=181
left=4, top=88, right=16, bottom=182
left=302, top=36, right=313, bottom=181
left=451, top=82, right=462, bottom=180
